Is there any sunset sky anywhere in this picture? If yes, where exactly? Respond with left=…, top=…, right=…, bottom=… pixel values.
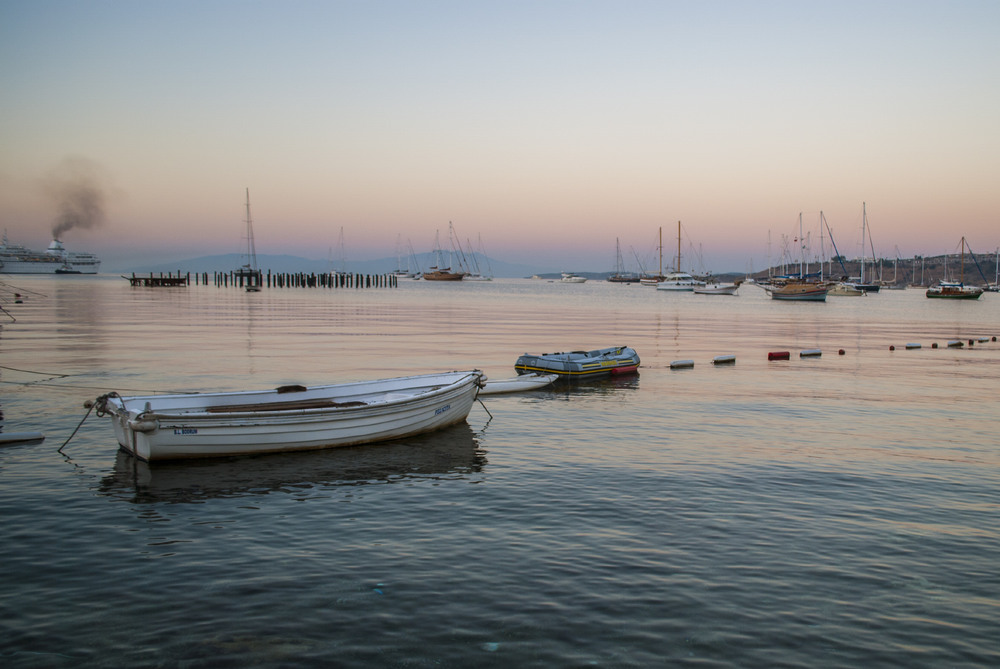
left=2, top=1, right=998, bottom=273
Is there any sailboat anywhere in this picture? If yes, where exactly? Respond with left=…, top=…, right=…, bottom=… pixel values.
left=463, top=234, right=493, bottom=281
left=762, top=213, right=828, bottom=301
left=820, top=212, right=865, bottom=296
left=422, top=227, right=465, bottom=281
left=640, top=227, right=666, bottom=285
left=329, top=227, right=349, bottom=278
left=991, top=247, right=999, bottom=292
left=392, top=234, right=415, bottom=278
left=926, top=238, right=984, bottom=299
left=235, top=188, right=262, bottom=292
left=608, top=238, right=639, bottom=283
left=855, top=203, right=881, bottom=292
left=657, top=221, right=706, bottom=291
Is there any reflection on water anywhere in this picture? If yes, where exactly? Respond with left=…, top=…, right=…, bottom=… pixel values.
left=99, top=422, right=486, bottom=504
left=544, top=372, right=642, bottom=396
left=2, top=276, right=998, bottom=669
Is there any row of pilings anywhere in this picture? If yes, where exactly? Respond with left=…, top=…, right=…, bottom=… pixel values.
left=127, top=271, right=398, bottom=289
left=215, top=270, right=398, bottom=289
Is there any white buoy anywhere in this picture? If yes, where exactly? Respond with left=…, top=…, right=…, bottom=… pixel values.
left=800, top=349, right=822, bottom=357
left=713, top=355, right=736, bottom=365
left=947, top=340, right=964, bottom=348
left=905, top=343, right=921, bottom=349
left=670, top=359, right=695, bottom=369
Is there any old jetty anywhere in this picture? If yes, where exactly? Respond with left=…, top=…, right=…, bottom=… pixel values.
left=124, top=271, right=398, bottom=289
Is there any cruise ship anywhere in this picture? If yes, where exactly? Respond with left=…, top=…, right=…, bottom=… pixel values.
left=0, top=231, right=101, bottom=274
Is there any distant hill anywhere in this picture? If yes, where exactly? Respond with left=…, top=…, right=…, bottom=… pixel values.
left=123, top=252, right=546, bottom=279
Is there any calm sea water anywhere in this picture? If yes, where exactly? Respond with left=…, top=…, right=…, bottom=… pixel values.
left=1, top=275, right=998, bottom=668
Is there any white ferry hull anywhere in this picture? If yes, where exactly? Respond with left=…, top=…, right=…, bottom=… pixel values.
left=0, top=235, right=101, bottom=274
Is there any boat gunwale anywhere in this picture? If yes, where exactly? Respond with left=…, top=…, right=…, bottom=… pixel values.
left=104, top=371, right=483, bottom=420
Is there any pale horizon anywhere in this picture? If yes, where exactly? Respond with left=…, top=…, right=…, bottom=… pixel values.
left=2, top=1, right=998, bottom=275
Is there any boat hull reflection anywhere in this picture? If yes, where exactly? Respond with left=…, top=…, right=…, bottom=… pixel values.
left=100, top=422, right=485, bottom=503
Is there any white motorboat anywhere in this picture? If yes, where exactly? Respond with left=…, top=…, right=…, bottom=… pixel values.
left=828, top=282, right=866, bottom=296
left=94, top=370, right=486, bottom=461
left=656, top=272, right=705, bottom=291
left=560, top=273, right=587, bottom=283
left=693, top=282, right=739, bottom=295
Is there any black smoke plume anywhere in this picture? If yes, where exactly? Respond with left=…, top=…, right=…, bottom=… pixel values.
left=42, top=157, right=108, bottom=240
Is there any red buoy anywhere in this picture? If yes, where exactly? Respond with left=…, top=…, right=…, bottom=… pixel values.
left=889, top=345, right=895, bottom=351
left=768, top=351, right=791, bottom=361
left=838, top=349, right=846, bottom=355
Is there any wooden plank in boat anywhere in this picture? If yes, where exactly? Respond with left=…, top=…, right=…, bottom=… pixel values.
left=204, top=398, right=367, bottom=413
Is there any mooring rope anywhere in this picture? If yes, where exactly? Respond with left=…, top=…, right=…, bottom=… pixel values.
left=476, top=397, right=493, bottom=420
left=57, top=403, right=95, bottom=456
left=57, top=393, right=118, bottom=456
left=0, top=364, right=73, bottom=377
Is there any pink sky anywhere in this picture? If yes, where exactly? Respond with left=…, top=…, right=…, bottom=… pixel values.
left=2, top=1, right=998, bottom=273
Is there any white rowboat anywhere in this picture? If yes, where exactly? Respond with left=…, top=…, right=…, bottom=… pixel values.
left=94, top=371, right=485, bottom=462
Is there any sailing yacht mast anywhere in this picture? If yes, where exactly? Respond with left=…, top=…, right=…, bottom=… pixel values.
left=658, top=226, right=663, bottom=277
left=860, top=203, right=866, bottom=285
left=798, top=213, right=804, bottom=277
left=819, top=211, right=826, bottom=281
left=960, top=237, right=967, bottom=284
left=676, top=221, right=682, bottom=273
left=242, top=188, right=257, bottom=272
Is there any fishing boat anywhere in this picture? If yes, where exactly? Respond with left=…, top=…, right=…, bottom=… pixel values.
left=93, top=370, right=486, bottom=462
left=479, top=372, right=558, bottom=395
left=514, top=346, right=640, bottom=378
left=926, top=237, right=985, bottom=299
